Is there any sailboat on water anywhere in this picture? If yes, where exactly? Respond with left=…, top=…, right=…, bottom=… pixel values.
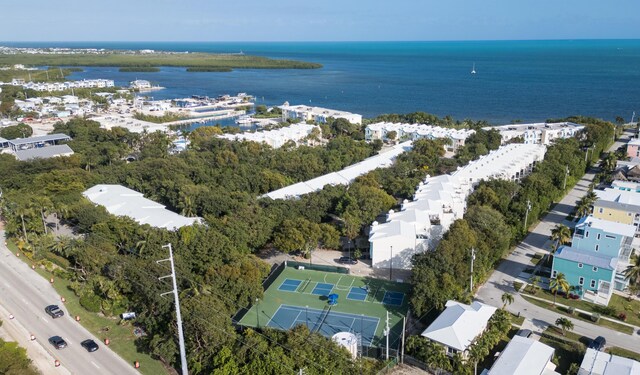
left=471, top=63, right=476, bottom=75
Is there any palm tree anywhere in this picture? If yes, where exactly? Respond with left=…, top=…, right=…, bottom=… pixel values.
left=501, top=292, right=514, bottom=309
left=550, top=272, right=570, bottom=305
left=624, top=256, right=640, bottom=286
left=583, top=191, right=598, bottom=207
left=555, top=317, right=574, bottom=336
left=550, top=224, right=572, bottom=251
left=600, top=153, right=617, bottom=173
left=529, top=276, right=541, bottom=294
left=425, top=341, right=451, bottom=375
left=575, top=199, right=592, bottom=218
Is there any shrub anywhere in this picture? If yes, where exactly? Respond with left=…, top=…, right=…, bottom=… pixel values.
left=79, top=295, right=102, bottom=313
left=618, top=313, right=627, bottom=321
left=591, top=313, right=601, bottom=323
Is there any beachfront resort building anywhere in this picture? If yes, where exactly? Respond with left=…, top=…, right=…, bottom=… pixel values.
left=83, top=184, right=203, bottom=231
left=217, top=124, right=319, bottom=149
left=369, top=143, right=547, bottom=270
left=484, top=122, right=585, bottom=145
left=421, top=300, right=496, bottom=359
left=263, top=141, right=412, bottom=200
left=551, top=216, right=636, bottom=305
left=364, top=122, right=476, bottom=152
left=484, top=335, right=559, bottom=375
left=578, top=347, right=640, bottom=374
left=279, top=102, right=362, bottom=125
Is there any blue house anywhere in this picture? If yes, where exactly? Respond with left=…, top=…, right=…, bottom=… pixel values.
left=551, top=216, right=636, bottom=305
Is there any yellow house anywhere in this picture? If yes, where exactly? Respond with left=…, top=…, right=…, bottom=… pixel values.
left=593, top=200, right=637, bottom=225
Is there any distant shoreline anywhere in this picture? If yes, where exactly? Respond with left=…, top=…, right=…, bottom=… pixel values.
left=0, top=52, right=323, bottom=71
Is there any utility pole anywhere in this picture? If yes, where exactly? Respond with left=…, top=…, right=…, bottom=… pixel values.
left=389, top=246, right=393, bottom=281
left=563, top=165, right=569, bottom=190
left=523, top=199, right=532, bottom=232
left=400, top=315, right=406, bottom=364
left=470, top=248, right=476, bottom=293
left=384, top=311, right=390, bottom=360
left=157, top=244, right=188, bottom=375
left=256, top=298, right=260, bottom=328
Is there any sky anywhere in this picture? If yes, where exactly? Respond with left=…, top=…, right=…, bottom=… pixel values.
left=1, top=0, right=639, bottom=42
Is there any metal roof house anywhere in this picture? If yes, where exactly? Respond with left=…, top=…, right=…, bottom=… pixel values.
left=14, top=144, right=74, bottom=161
left=421, top=300, right=497, bottom=358
left=83, top=185, right=203, bottom=231
left=7, top=133, right=72, bottom=151
left=485, top=335, right=559, bottom=375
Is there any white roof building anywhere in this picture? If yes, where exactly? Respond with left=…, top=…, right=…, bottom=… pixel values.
left=13, top=144, right=74, bottom=161
left=611, top=180, right=640, bottom=193
left=486, top=336, right=559, bottom=375
left=218, top=124, right=319, bottom=149
left=83, top=185, right=203, bottom=231
left=365, top=122, right=476, bottom=151
left=279, top=103, right=362, bottom=125
left=484, top=122, right=585, bottom=145
left=578, top=347, right=640, bottom=375
left=421, top=300, right=497, bottom=356
left=369, top=143, right=546, bottom=269
left=264, top=141, right=412, bottom=199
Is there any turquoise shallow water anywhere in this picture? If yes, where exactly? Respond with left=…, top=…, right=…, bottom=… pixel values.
left=4, top=40, right=640, bottom=123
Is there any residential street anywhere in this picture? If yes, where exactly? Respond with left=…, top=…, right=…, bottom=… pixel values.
left=475, top=131, right=640, bottom=352
left=0, top=230, right=138, bottom=375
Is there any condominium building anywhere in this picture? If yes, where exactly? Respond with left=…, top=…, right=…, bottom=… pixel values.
left=369, top=144, right=547, bottom=269
left=279, top=102, right=362, bottom=125
left=484, top=122, right=585, bottom=145
left=217, top=124, right=319, bottom=149
left=364, top=122, right=476, bottom=152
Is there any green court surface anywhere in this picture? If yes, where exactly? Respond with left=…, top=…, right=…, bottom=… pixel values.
left=237, top=263, right=411, bottom=348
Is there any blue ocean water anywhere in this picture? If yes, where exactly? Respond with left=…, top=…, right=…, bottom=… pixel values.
left=4, top=40, right=640, bottom=123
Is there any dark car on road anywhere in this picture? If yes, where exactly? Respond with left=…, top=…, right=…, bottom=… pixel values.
left=81, top=339, right=99, bottom=352
left=48, top=336, right=67, bottom=349
left=589, top=336, right=606, bottom=351
left=338, top=256, right=357, bottom=265
left=45, top=305, right=64, bottom=318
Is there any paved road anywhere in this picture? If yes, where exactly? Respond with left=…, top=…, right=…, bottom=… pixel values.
left=476, top=131, right=640, bottom=352
left=0, top=231, right=138, bottom=375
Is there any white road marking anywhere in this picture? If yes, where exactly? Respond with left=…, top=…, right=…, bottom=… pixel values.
left=92, top=361, right=100, bottom=369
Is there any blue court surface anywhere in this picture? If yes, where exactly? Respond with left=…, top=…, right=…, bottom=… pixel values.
left=311, top=283, right=334, bottom=296
left=278, top=278, right=302, bottom=292
left=347, top=287, right=368, bottom=301
left=383, top=291, right=404, bottom=306
left=267, top=305, right=379, bottom=345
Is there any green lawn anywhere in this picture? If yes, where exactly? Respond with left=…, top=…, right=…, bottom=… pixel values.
left=6, top=241, right=168, bottom=375
left=526, top=289, right=640, bottom=326
left=540, top=328, right=586, bottom=374
left=606, top=346, right=640, bottom=361
left=530, top=253, right=545, bottom=266
left=521, top=295, right=634, bottom=335
left=238, top=263, right=411, bottom=347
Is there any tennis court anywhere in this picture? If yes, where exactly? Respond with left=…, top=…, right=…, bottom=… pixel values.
left=267, top=304, right=379, bottom=346
left=383, top=291, right=405, bottom=306
left=311, top=282, right=334, bottom=296
left=347, top=287, right=368, bottom=301
left=278, top=278, right=302, bottom=292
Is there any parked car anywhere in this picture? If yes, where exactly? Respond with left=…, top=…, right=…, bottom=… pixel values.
left=80, top=339, right=99, bottom=352
left=516, top=329, right=532, bottom=338
left=588, top=336, right=606, bottom=351
left=45, top=305, right=64, bottom=319
left=338, top=256, right=357, bottom=265
left=48, top=336, right=67, bottom=349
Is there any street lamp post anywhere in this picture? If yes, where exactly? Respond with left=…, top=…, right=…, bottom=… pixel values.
left=523, top=199, right=532, bottom=232
left=563, top=165, right=570, bottom=190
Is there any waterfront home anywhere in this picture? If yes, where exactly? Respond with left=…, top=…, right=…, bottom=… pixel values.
left=421, top=300, right=496, bottom=358
left=594, top=188, right=640, bottom=234
left=579, top=347, right=640, bottom=374
left=611, top=180, right=640, bottom=193
left=279, top=102, right=362, bottom=125
left=626, top=138, right=640, bottom=158
left=484, top=335, right=559, bottom=375
left=369, top=144, right=546, bottom=269
left=130, top=80, right=152, bottom=90
left=551, top=216, right=636, bottom=305
left=217, top=124, right=319, bottom=149
left=364, top=122, right=475, bottom=152
left=483, top=122, right=584, bottom=145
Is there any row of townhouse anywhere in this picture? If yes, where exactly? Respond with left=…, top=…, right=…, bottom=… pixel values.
left=217, top=123, right=319, bottom=149
left=369, top=143, right=547, bottom=270
left=6, top=78, right=115, bottom=92
left=279, top=102, right=362, bottom=125
left=482, top=122, right=585, bottom=145
left=364, top=122, right=476, bottom=152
